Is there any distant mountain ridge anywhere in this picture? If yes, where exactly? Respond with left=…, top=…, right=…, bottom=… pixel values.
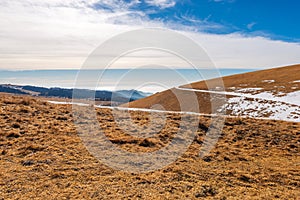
left=0, top=84, right=151, bottom=103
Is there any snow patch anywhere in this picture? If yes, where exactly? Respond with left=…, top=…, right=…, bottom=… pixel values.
left=236, top=88, right=262, bottom=93
left=222, top=96, right=300, bottom=122
left=177, top=87, right=300, bottom=106
left=177, top=87, right=300, bottom=122
left=262, top=80, right=275, bottom=83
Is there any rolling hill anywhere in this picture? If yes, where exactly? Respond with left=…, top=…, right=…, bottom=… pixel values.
left=127, top=64, right=300, bottom=122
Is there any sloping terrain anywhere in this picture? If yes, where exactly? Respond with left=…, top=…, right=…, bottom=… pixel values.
left=183, top=64, right=300, bottom=93
left=0, top=94, right=299, bottom=199
left=127, top=64, right=300, bottom=122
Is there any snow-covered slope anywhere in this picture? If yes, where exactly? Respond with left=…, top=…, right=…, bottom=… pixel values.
left=175, top=87, right=300, bottom=122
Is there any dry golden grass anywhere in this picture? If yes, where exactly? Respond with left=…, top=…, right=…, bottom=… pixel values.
left=0, top=93, right=299, bottom=199
left=184, top=64, right=300, bottom=93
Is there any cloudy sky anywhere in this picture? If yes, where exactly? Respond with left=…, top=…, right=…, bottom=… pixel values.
left=0, top=0, right=299, bottom=70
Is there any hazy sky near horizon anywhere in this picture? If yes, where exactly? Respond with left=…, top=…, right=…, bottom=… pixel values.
left=0, top=0, right=299, bottom=70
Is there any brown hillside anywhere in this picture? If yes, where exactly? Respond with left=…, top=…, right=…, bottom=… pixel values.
left=125, top=88, right=236, bottom=113
left=0, top=94, right=299, bottom=199
left=183, top=64, right=300, bottom=93
left=127, top=64, right=300, bottom=113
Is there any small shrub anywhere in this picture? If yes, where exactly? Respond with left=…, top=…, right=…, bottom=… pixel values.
left=21, top=160, right=34, bottom=166
left=57, top=116, right=68, bottom=121
left=12, top=123, right=20, bottom=129
left=19, top=108, right=29, bottom=113
left=203, top=156, right=212, bottom=162
left=198, top=123, right=208, bottom=132
left=239, top=175, right=252, bottom=183
left=6, top=132, right=20, bottom=138
left=20, top=99, right=31, bottom=106
left=139, top=139, right=156, bottom=147
left=195, top=185, right=217, bottom=198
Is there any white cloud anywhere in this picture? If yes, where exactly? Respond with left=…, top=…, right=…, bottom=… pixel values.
left=0, top=0, right=144, bottom=69
left=187, top=32, right=300, bottom=69
left=0, top=0, right=299, bottom=70
left=174, top=13, right=229, bottom=33
left=90, top=0, right=141, bottom=11
left=145, top=0, right=176, bottom=9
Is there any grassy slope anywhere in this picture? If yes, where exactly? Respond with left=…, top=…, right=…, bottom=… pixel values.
left=0, top=94, right=299, bottom=199
left=184, top=64, right=300, bottom=93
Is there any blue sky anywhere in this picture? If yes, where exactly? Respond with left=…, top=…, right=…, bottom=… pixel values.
left=108, top=0, right=300, bottom=42
left=0, top=0, right=299, bottom=70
